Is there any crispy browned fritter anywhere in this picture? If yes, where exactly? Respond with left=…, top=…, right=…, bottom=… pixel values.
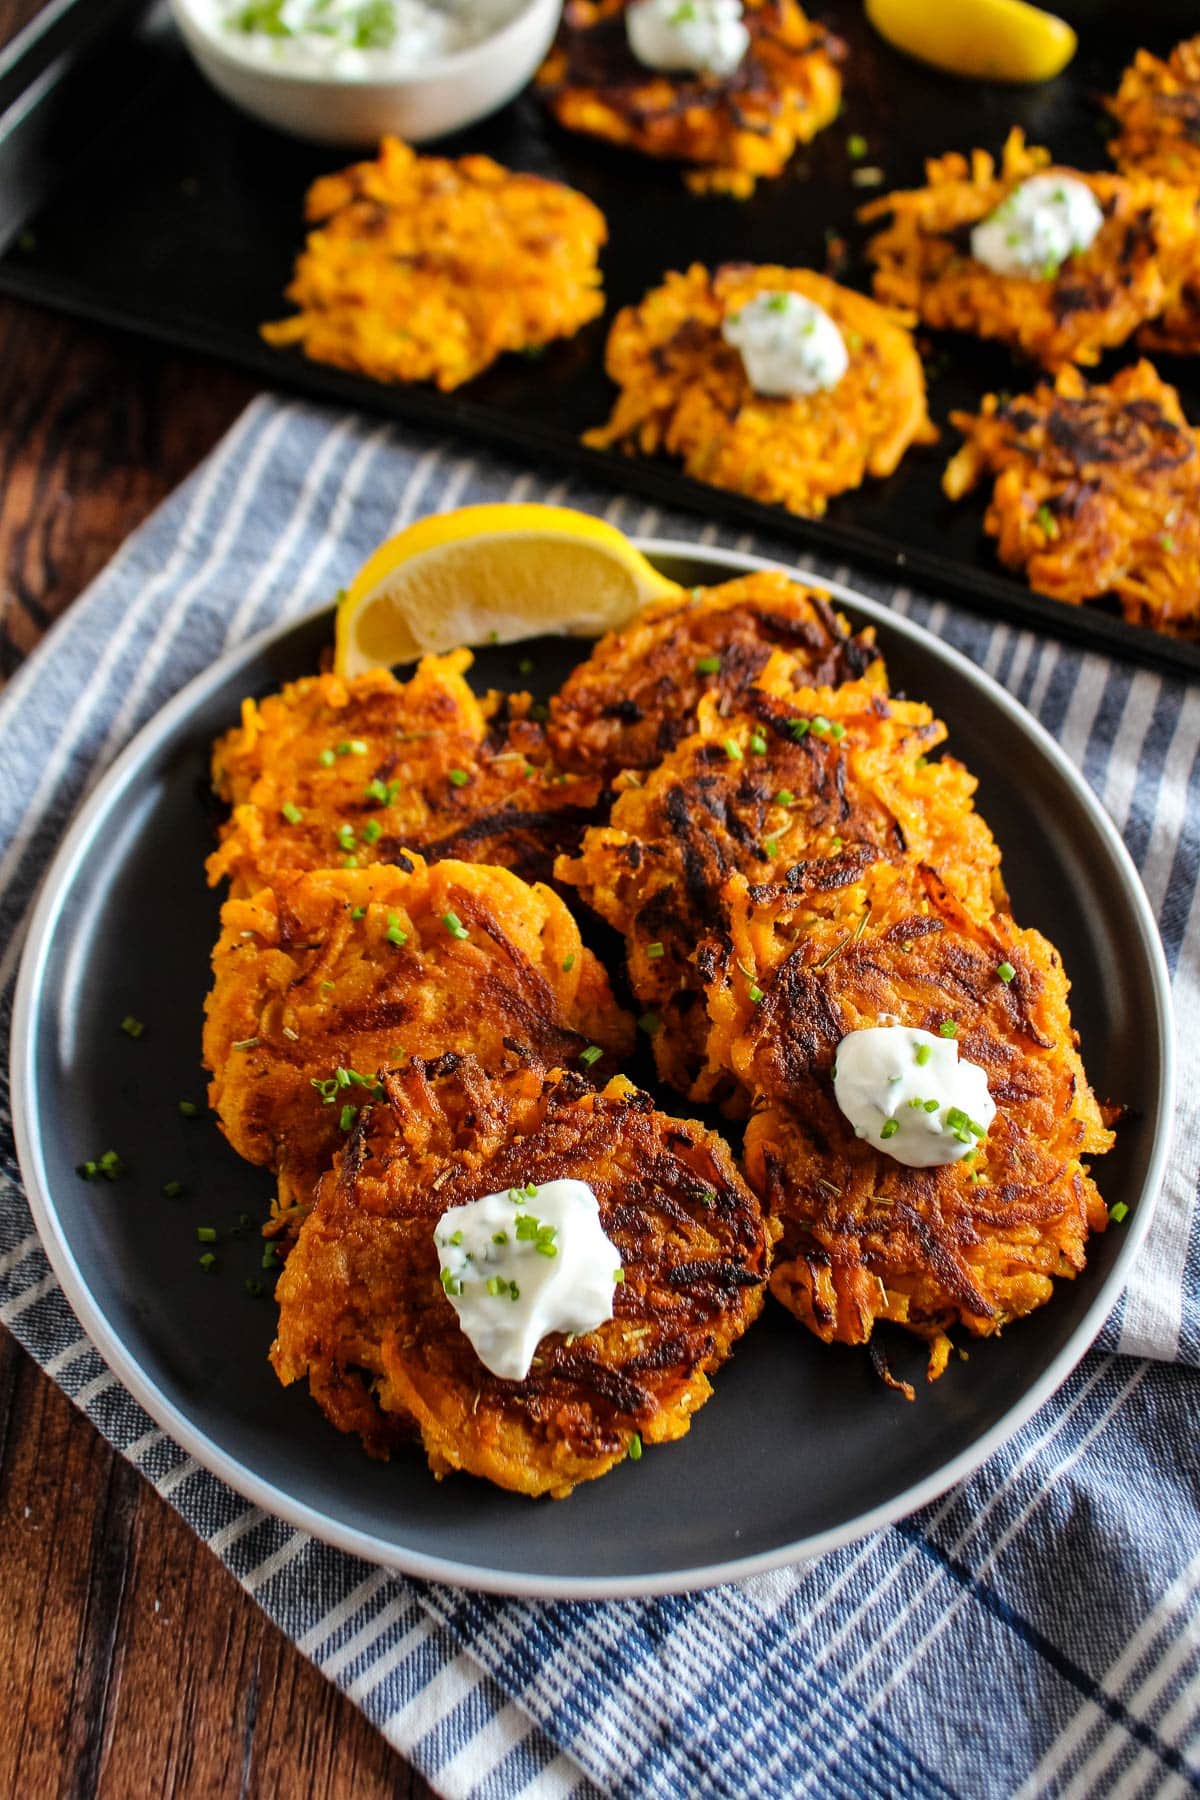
left=861, top=129, right=1199, bottom=370
left=585, top=264, right=935, bottom=517
left=262, top=136, right=606, bottom=391
left=203, top=858, right=633, bottom=1229
left=706, top=856, right=1113, bottom=1382
left=209, top=651, right=602, bottom=895
left=1108, top=36, right=1200, bottom=185
left=270, top=1056, right=771, bottom=1496
left=547, top=571, right=880, bottom=782
left=558, top=660, right=1004, bottom=1101
left=536, top=0, right=842, bottom=197
left=944, top=360, right=1200, bottom=638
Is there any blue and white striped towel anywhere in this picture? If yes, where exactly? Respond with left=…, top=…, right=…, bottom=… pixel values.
left=0, top=395, right=1196, bottom=1799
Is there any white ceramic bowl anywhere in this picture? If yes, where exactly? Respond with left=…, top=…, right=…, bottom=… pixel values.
left=168, top=0, right=563, bottom=146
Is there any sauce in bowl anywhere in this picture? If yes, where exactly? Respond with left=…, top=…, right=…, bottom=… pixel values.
left=196, top=0, right=527, bottom=78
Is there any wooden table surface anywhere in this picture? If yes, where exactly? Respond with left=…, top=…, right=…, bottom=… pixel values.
left=0, top=5, right=433, bottom=1793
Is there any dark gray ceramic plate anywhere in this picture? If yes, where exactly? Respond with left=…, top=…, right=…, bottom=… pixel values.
left=11, top=543, right=1174, bottom=1599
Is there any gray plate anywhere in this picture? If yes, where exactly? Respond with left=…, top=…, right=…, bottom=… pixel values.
left=11, top=543, right=1174, bottom=1599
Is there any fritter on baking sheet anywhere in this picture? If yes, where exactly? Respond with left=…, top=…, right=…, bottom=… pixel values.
left=558, top=659, right=1004, bottom=1101
left=270, top=1056, right=771, bottom=1496
left=705, top=855, right=1113, bottom=1383
left=208, top=651, right=602, bottom=895
left=261, top=136, right=606, bottom=392
left=944, top=360, right=1200, bottom=638
left=547, top=570, right=880, bottom=782
left=1108, top=37, right=1200, bottom=185
left=536, top=0, right=842, bottom=197
left=203, top=858, right=633, bottom=1229
left=584, top=264, right=935, bottom=517
left=861, top=128, right=1198, bottom=370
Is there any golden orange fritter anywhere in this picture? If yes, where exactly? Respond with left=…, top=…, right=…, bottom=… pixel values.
left=547, top=571, right=880, bottom=782
left=944, top=360, right=1200, bottom=638
left=585, top=264, right=935, bottom=517
left=558, top=657, right=1004, bottom=1101
left=705, top=856, right=1113, bottom=1384
left=203, top=858, right=633, bottom=1229
left=1108, top=37, right=1200, bottom=185
left=861, top=129, right=1199, bottom=370
left=270, top=1056, right=771, bottom=1497
left=208, top=651, right=602, bottom=895
left=536, top=0, right=843, bottom=198
left=262, top=136, right=606, bottom=391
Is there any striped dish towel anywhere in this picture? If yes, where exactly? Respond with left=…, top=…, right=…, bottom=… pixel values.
left=0, top=395, right=1196, bottom=1800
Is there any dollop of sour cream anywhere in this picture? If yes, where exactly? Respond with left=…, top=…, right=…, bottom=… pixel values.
left=832, top=1025, right=996, bottom=1169
left=209, top=0, right=520, bottom=77
left=970, top=174, right=1104, bottom=280
left=435, top=1179, right=621, bottom=1381
left=722, top=291, right=850, bottom=399
left=625, top=0, right=750, bottom=78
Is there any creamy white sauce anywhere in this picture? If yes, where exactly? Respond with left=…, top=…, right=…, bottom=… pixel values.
left=435, top=1179, right=621, bottom=1381
left=722, top=290, right=849, bottom=399
left=204, top=0, right=521, bottom=77
left=971, top=174, right=1103, bottom=280
left=625, top=0, right=750, bottom=78
left=832, top=1025, right=996, bottom=1169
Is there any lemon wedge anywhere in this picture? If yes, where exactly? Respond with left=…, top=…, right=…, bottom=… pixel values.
left=334, top=504, right=681, bottom=677
left=865, top=0, right=1076, bottom=83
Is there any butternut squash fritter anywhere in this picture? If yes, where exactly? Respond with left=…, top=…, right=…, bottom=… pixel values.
left=944, top=361, right=1200, bottom=638
left=706, top=856, right=1113, bottom=1383
left=1108, top=37, right=1200, bottom=185
left=536, top=0, right=843, bottom=197
left=208, top=651, right=602, bottom=896
left=547, top=571, right=880, bottom=782
left=271, top=1056, right=771, bottom=1497
left=558, top=657, right=1004, bottom=1102
left=262, top=137, right=606, bottom=391
left=203, top=858, right=633, bottom=1229
left=585, top=264, right=935, bottom=517
left=861, top=129, right=1199, bottom=370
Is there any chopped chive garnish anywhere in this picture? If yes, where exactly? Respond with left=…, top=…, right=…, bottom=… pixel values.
left=348, top=739, right=368, bottom=756
left=351, top=904, right=365, bottom=920
left=811, top=716, right=831, bottom=735
left=764, top=839, right=779, bottom=858
left=914, top=1043, right=932, bottom=1066
left=492, top=1230, right=508, bottom=1245
left=748, top=984, right=765, bottom=1005
left=385, top=912, right=408, bottom=946
left=524, top=1183, right=537, bottom=1197
left=945, top=1107, right=967, bottom=1132
left=162, top=1180, right=184, bottom=1199
left=319, top=748, right=336, bottom=767
left=939, top=1021, right=958, bottom=1038
left=695, top=655, right=722, bottom=675
left=448, top=768, right=470, bottom=787
left=338, top=1103, right=357, bottom=1131
left=440, top=1268, right=461, bottom=1297
left=638, top=1012, right=660, bottom=1035
left=364, top=777, right=399, bottom=806
left=515, top=1213, right=541, bottom=1240
left=281, top=801, right=303, bottom=825
left=789, top=718, right=810, bottom=739
left=848, top=132, right=868, bottom=159
left=774, top=788, right=795, bottom=806
left=121, top=1015, right=145, bottom=1039
left=536, top=1240, right=559, bottom=1258
left=646, top=942, right=665, bottom=959
left=880, top=1119, right=899, bottom=1140
left=628, top=1434, right=642, bottom=1462
left=562, top=953, right=576, bottom=971
left=580, top=1045, right=604, bottom=1067
left=340, top=855, right=359, bottom=869
left=232, top=1037, right=259, bottom=1050
left=449, top=1229, right=464, bottom=1246
left=1160, top=533, right=1176, bottom=553
left=830, top=722, right=846, bottom=741
left=244, top=1279, right=263, bottom=1297
left=518, top=657, right=534, bottom=674
left=362, top=818, right=383, bottom=845
left=441, top=910, right=469, bottom=940
left=924, top=1098, right=940, bottom=1113
left=487, top=1276, right=504, bottom=1297
left=196, top=1226, right=217, bottom=1243
left=336, top=823, right=356, bottom=850
left=724, top=737, right=743, bottom=762
left=997, top=961, right=1015, bottom=983
left=179, top=1099, right=199, bottom=1117
left=198, top=1252, right=216, bottom=1272
left=321, top=980, right=335, bottom=992
left=614, top=1267, right=625, bottom=1283
left=1036, top=503, right=1058, bottom=539
left=262, top=1243, right=279, bottom=1271
left=749, top=731, right=768, bottom=755
left=1109, top=1201, right=1129, bottom=1223
left=907, top=1096, right=924, bottom=1109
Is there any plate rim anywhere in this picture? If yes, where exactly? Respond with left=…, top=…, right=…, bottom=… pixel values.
left=10, top=538, right=1177, bottom=1600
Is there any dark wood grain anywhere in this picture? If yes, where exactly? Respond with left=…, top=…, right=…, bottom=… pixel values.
left=0, top=10, right=435, bottom=1794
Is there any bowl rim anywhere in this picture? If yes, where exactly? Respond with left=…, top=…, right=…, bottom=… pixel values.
left=168, top=0, right=559, bottom=89
left=10, top=539, right=1176, bottom=1600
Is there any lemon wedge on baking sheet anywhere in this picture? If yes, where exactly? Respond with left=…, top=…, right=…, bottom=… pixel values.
left=334, top=504, right=681, bottom=677
left=865, top=0, right=1076, bottom=84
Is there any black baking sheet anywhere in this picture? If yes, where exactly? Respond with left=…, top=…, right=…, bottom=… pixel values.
left=2, top=0, right=1197, bottom=680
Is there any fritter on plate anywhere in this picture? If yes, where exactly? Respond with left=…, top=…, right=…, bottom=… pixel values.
left=558, top=658, right=1004, bottom=1101
left=1108, top=37, right=1200, bottom=185
left=208, top=651, right=602, bottom=895
left=584, top=264, right=935, bottom=517
left=262, top=136, right=606, bottom=391
left=536, top=0, right=843, bottom=197
left=861, top=129, right=1198, bottom=369
left=270, top=1056, right=771, bottom=1496
left=547, top=570, right=880, bottom=782
left=203, top=857, right=633, bottom=1228
left=944, top=360, right=1200, bottom=638
left=705, top=855, right=1113, bottom=1383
